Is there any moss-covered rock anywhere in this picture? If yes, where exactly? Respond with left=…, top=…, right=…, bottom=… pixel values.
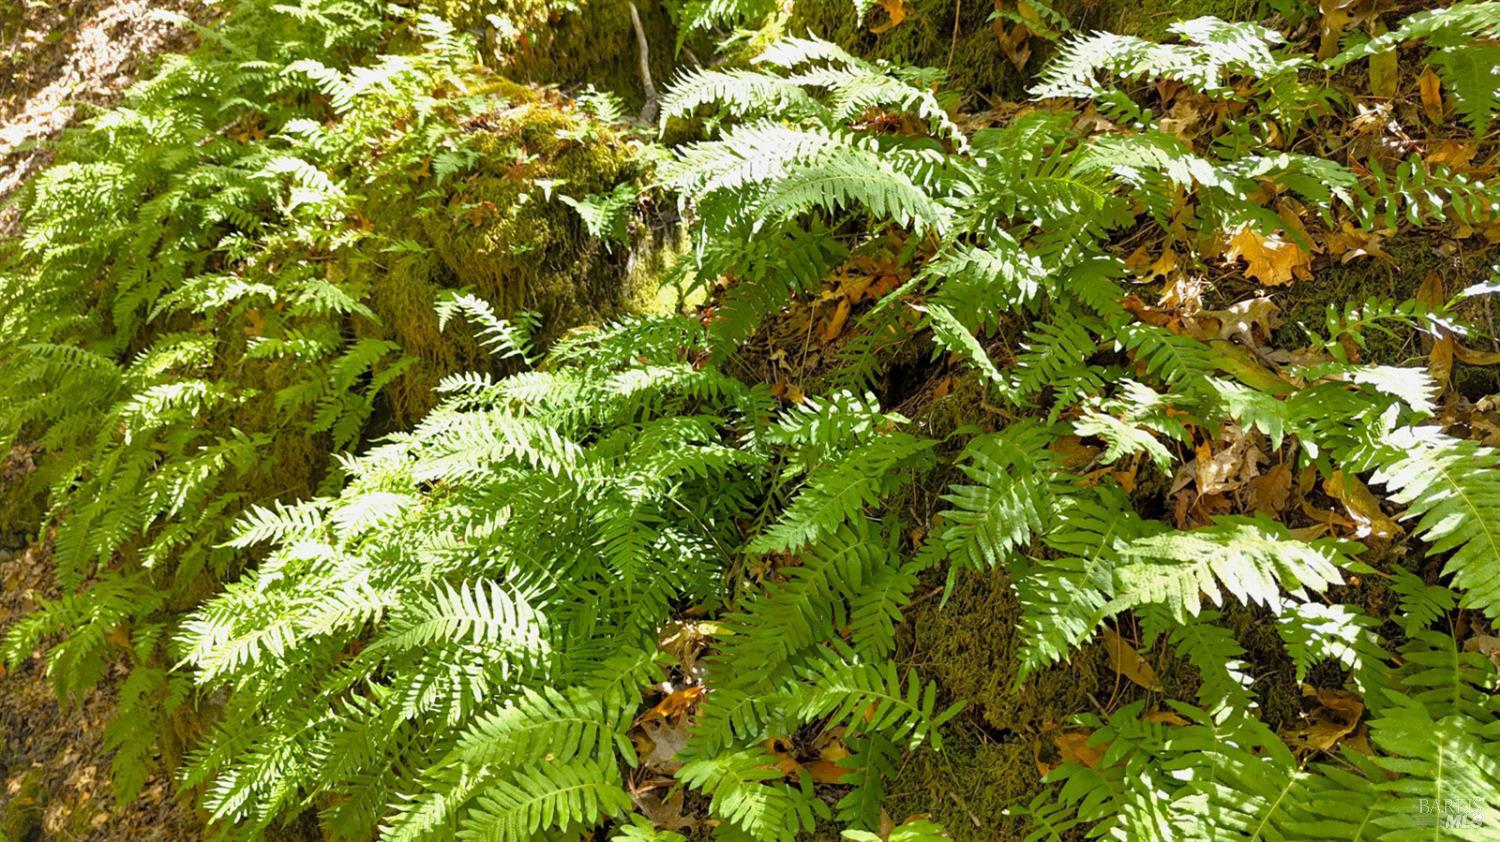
left=786, top=0, right=1269, bottom=101
left=345, top=79, right=672, bottom=423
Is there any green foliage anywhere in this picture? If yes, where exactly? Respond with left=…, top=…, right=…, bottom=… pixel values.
left=1330, top=1, right=1500, bottom=132
left=7, top=3, right=1500, bottom=841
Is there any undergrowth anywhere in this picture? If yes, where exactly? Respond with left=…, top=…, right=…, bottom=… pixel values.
left=4, top=0, right=1500, bottom=840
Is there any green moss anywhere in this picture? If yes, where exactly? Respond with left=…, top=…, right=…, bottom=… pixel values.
left=431, top=0, right=677, bottom=107
left=886, top=564, right=1101, bottom=839
left=886, top=725, right=1041, bottom=840
left=335, top=79, right=670, bottom=424
left=0, top=770, right=43, bottom=842
left=901, top=564, right=1102, bottom=726
left=418, top=91, right=650, bottom=344
left=1224, top=606, right=1301, bottom=730
left=1269, top=235, right=1500, bottom=399
left=785, top=0, right=1267, bottom=102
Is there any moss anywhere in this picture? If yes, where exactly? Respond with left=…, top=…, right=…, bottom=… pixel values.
left=884, top=545, right=1215, bottom=837
left=1268, top=234, right=1500, bottom=399
left=786, top=0, right=1268, bottom=103
left=432, top=0, right=677, bottom=107
left=418, top=93, right=651, bottom=345
left=891, top=563, right=1105, bottom=838
left=0, top=770, right=43, bottom=842
left=335, top=79, right=672, bottom=425
left=886, top=724, right=1041, bottom=840
left=1224, top=605, right=1302, bottom=730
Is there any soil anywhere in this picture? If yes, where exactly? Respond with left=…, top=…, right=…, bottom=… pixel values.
left=0, top=540, right=203, bottom=841
left=0, top=0, right=214, bottom=231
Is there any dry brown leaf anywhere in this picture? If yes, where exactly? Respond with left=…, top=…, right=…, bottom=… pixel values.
left=1300, top=496, right=1357, bottom=532
left=1318, top=0, right=1361, bottom=59
left=1049, top=435, right=1102, bottom=468
left=658, top=620, right=721, bottom=677
left=1420, top=273, right=1454, bottom=393
left=633, top=788, right=698, bottom=834
left=1195, top=296, right=1281, bottom=347
left=1427, top=140, right=1477, bottom=169
left=1463, top=634, right=1500, bottom=670
left=770, top=381, right=807, bottom=405
left=1143, top=249, right=1179, bottom=283
left=1282, top=685, right=1365, bottom=754
left=1157, top=99, right=1203, bottom=140
left=805, top=760, right=850, bottom=784
left=1144, top=709, right=1190, bottom=726
left=818, top=736, right=852, bottom=764
left=641, top=685, right=704, bottom=722
left=870, top=0, right=906, bottom=33
left=1323, top=470, right=1401, bottom=540
left=1324, top=220, right=1392, bottom=264
left=822, top=297, right=851, bottom=342
left=1225, top=226, right=1312, bottom=287
left=1101, top=626, right=1164, bottom=692
left=1054, top=731, right=1104, bottom=769
left=1121, top=295, right=1174, bottom=328
left=1184, top=431, right=1265, bottom=497
left=1456, top=343, right=1500, bottom=366
left=1244, top=460, right=1293, bottom=515
left=763, top=737, right=803, bottom=777
left=1419, top=66, right=1445, bottom=124
left=995, top=22, right=1034, bottom=70
left=636, top=718, right=691, bottom=773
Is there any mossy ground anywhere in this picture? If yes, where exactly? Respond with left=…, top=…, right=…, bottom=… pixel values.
left=346, top=77, right=666, bottom=424
left=1269, top=234, right=1500, bottom=398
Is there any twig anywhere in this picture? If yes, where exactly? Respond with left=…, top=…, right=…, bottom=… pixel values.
left=629, top=2, right=659, bottom=125
left=947, top=0, right=962, bottom=71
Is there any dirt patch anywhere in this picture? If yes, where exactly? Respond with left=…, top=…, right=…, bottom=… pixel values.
left=0, top=0, right=214, bottom=227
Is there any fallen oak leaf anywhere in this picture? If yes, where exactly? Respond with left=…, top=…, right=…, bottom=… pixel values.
left=1324, top=220, right=1393, bottom=264
left=1053, top=731, right=1104, bottom=769
left=1419, top=66, right=1445, bottom=124
left=805, top=760, right=851, bottom=784
left=870, top=0, right=906, bottom=33
left=1323, top=470, right=1402, bottom=540
left=635, top=717, right=691, bottom=773
left=1282, top=684, right=1364, bottom=755
left=1100, top=626, right=1164, bottom=692
left=1244, top=460, right=1293, bottom=515
left=1224, top=225, right=1312, bottom=287
left=1195, top=296, right=1281, bottom=347
left=632, top=787, right=698, bottom=833
left=640, top=685, right=704, bottom=722
left=1463, top=634, right=1500, bottom=670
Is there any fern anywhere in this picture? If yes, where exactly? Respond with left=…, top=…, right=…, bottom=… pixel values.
left=1329, top=1, right=1500, bottom=132
left=1109, top=516, right=1357, bottom=622
left=1368, top=426, right=1500, bottom=618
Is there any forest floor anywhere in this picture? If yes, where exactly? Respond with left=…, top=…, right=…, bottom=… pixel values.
left=0, top=538, right=201, bottom=841
left=0, top=0, right=211, bottom=230
left=4, top=0, right=1500, bottom=839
